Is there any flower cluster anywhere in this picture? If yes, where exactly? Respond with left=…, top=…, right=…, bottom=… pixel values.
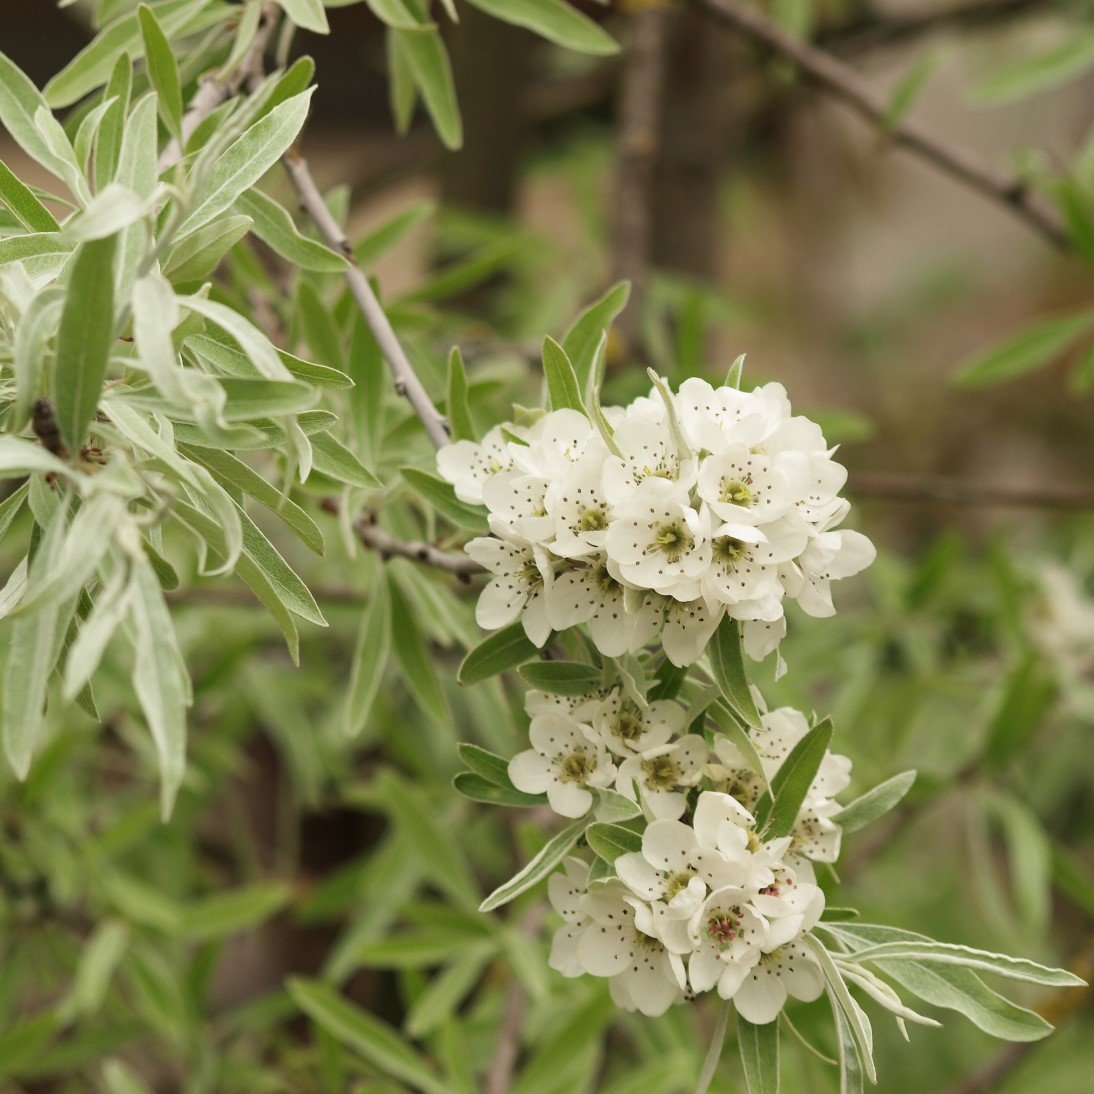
left=438, top=377, right=875, bottom=666
left=509, top=686, right=851, bottom=1022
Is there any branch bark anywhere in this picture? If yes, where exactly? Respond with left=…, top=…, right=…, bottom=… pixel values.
left=353, top=515, right=482, bottom=577
left=692, top=0, right=1070, bottom=249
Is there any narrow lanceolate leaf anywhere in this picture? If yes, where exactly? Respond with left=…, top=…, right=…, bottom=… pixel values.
left=234, top=188, right=347, bottom=272
left=542, top=336, right=585, bottom=412
left=464, top=0, right=618, bottom=55
left=0, top=159, right=60, bottom=231
left=286, top=979, right=448, bottom=1094
left=586, top=822, right=641, bottom=863
left=278, top=0, right=330, bottom=34
left=2, top=507, right=74, bottom=779
left=0, top=50, right=77, bottom=180
left=179, top=89, right=316, bottom=234
left=164, top=215, right=253, bottom=284
left=0, top=435, right=73, bottom=480
left=310, top=432, right=381, bottom=489
left=983, top=654, right=1057, bottom=770
left=803, top=937, right=877, bottom=1084
left=458, top=623, right=539, bottom=685
left=835, top=770, right=916, bottom=833
left=755, top=718, right=834, bottom=838
left=453, top=773, right=546, bottom=808
left=709, top=701, right=768, bottom=789
left=137, top=4, right=183, bottom=138
left=391, top=25, right=462, bottom=150
left=457, top=743, right=512, bottom=785
left=518, top=660, right=602, bottom=695
left=129, top=556, right=191, bottom=819
left=446, top=345, right=475, bottom=441
left=401, top=467, right=486, bottom=530
left=54, top=233, right=118, bottom=452
left=344, top=574, right=392, bottom=737
left=955, top=310, right=1094, bottom=387
left=480, top=820, right=587, bottom=912
left=738, top=1017, right=780, bottom=1094
left=178, top=882, right=290, bottom=942
left=180, top=294, right=292, bottom=380
left=388, top=580, right=449, bottom=725
left=593, top=787, right=642, bottom=822
left=831, top=991, right=866, bottom=1094
left=709, top=615, right=761, bottom=726
left=563, top=280, right=630, bottom=392
left=845, top=941, right=1084, bottom=987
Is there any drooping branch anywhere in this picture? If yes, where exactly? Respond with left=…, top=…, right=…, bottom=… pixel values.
left=692, top=0, right=1071, bottom=250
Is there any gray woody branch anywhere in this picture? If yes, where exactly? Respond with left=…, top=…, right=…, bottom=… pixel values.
left=693, top=0, right=1070, bottom=250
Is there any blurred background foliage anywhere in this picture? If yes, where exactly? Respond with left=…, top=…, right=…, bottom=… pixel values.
left=0, top=0, right=1092, bottom=1090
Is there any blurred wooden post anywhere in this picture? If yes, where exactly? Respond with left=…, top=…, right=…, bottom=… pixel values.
left=611, top=2, right=670, bottom=356
left=443, top=4, right=533, bottom=213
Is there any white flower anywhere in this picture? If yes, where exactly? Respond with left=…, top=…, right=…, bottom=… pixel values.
left=676, top=378, right=789, bottom=453
left=548, top=863, right=686, bottom=1016
left=513, top=409, right=603, bottom=480
left=662, top=596, right=725, bottom=666
left=783, top=529, right=876, bottom=618
left=483, top=471, right=554, bottom=544
left=602, top=416, right=698, bottom=506
left=544, top=455, right=612, bottom=559
left=617, top=738, right=708, bottom=819
left=730, top=940, right=824, bottom=1023
left=525, top=687, right=608, bottom=719
left=702, top=516, right=807, bottom=610
left=583, top=689, right=686, bottom=757
left=465, top=536, right=554, bottom=646
left=508, top=713, right=616, bottom=817
left=696, top=445, right=802, bottom=526
left=605, top=478, right=710, bottom=600
left=545, top=557, right=642, bottom=656
left=687, top=886, right=769, bottom=997
left=437, top=424, right=521, bottom=503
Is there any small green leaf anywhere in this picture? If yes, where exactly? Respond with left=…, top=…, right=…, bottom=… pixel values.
left=456, top=742, right=511, bottom=785
left=884, top=49, right=940, bottom=129
left=446, top=345, right=475, bottom=441
left=542, top=335, right=585, bottom=412
left=454, top=772, right=546, bottom=808
left=137, top=5, right=183, bottom=139
left=709, top=616, right=761, bottom=727
left=754, top=717, right=834, bottom=839
left=55, top=233, right=118, bottom=452
left=464, top=0, right=618, bottom=56
left=955, top=311, right=1094, bottom=387
left=401, top=466, right=486, bottom=530
left=983, top=655, right=1056, bottom=770
left=279, top=0, right=330, bottom=34
left=235, top=187, right=347, bottom=272
left=179, top=882, right=290, bottom=942
left=586, top=821, right=641, bottom=863
left=0, top=158, right=60, bottom=231
left=738, top=1016, right=780, bottom=1094
left=835, top=770, right=916, bottom=833
left=458, top=623, right=538, bottom=685
left=392, top=24, right=462, bottom=150
left=974, top=28, right=1094, bottom=105
left=518, top=660, right=601, bottom=695
left=164, top=215, right=254, bottom=284
left=311, top=432, right=381, bottom=489
left=479, top=819, right=586, bottom=912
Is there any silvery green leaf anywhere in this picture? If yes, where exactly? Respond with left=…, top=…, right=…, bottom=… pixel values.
left=234, top=187, right=346, bottom=272
left=586, top=821, right=642, bottom=862
left=366, top=0, right=428, bottom=31
left=464, top=0, right=619, bottom=55
left=542, top=335, right=585, bottom=412
left=0, top=482, right=29, bottom=543
left=73, top=96, right=117, bottom=175
left=844, top=940, right=1084, bottom=987
left=55, top=232, right=118, bottom=452
left=803, top=936, right=877, bottom=1084
left=592, top=787, right=642, bottom=822
left=2, top=504, right=77, bottom=779
left=163, top=214, right=253, bottom=284
left=479, top=820, right=587, bottom=912
left=0, top=158, right=60, bottom=232
left=102, top=401, right=203, bottom=489
left=179, top=89, right=315, bottom=235
left=0, top=235, right=75, bottom=279
left=310, top=431, right=380, bottom=488
left=0, top=558, right=28, bottom=621
left=63, top=561, right=134, bottom=701
left=835, top=770, right=916, bottom=833
left=10, top=285, right=64, bottom=431
left=180, top=293, right=292, bottom=380
left=137, top=4, right=183, bottom=139
left=180, top=445, right=324, bottom=555
left=0, top=434, right=77, bottom=480
left=94, top=56, right=132, bottom=190
left=279, top=0, right=330, bottom=33
left=738, top=1015, right=779, bottom=1094
left=709, top=615, right=761, bottom=726
left=391, top=25, right=462, bottom=150
left=0, top=50, right=80, bottom=182
left=754, top=717, right=833, bottom=839
left=129, top=554, right=191, bottom=819
left=114, top=93, right=159, bottom=200
left=837, top=962, right=940, bottom=1027
left=65, top=183, right=145, bottom=241
left=186, top=331, right=352, bottom=389
left=563, top=279, right=630, bottom=394
left=33, top=105, right=92, bottom=205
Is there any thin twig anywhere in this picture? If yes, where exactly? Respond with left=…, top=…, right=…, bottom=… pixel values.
left=848, top=472, right=1094, bottom=510
left=353, top=515, right=482, bottom=577
left=611, top=5, right=669, bottom=351
left=483, top=902, right=548, bottom=1094
left=282, top=147, right=451, bottom=449
left=157, top=2, right=282, bottom=172
left=822, top=0, right=1054, bottom=55
left=693, top=0, right=1070, bottom=249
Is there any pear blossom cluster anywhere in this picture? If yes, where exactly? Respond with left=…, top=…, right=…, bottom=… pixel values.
left=510, top=686, right=851, bottom=1022
left=437, top=376, right=875, bottom=666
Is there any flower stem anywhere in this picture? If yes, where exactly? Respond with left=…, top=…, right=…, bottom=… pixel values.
left=695, top=999, right=731, bottom=1094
